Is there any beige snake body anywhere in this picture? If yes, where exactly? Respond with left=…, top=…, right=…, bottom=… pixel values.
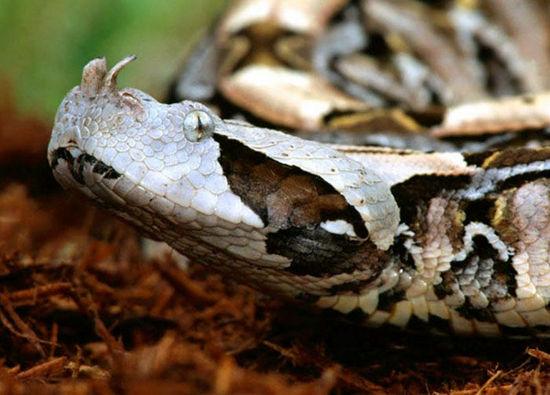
left=47, top=56, right=550, bottom=337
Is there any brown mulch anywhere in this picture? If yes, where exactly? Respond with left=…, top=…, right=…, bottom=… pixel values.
left=1, top=96, right=550, bottom=394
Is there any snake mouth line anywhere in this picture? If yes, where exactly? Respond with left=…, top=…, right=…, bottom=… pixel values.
left=49, top=147, right=122, bottom=186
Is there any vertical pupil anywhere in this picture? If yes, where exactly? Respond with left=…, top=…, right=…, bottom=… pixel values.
left=196, top=114, right=203, bottom=132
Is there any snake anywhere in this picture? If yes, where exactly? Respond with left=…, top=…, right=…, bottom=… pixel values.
left=48, top=0, right=550, bottom=337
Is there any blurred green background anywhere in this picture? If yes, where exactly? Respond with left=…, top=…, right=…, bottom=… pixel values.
left=0, top=0, right=226, bottom=121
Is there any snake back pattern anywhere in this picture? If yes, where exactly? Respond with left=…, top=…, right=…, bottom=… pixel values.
left=48, top=0, right=550, bottom=337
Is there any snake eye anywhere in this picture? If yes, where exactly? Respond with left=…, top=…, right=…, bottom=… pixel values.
left=183, top=110, right=214, bottom=142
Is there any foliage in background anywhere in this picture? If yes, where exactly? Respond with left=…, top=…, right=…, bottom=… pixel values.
left=0, top=0, right=226, bottom=120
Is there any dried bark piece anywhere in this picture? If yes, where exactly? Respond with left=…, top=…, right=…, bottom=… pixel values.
left=8, top=282, right=72, bottom=307
left=0, top=293, right=46, bottom=357
left=15, top=357, right=67, bottom=381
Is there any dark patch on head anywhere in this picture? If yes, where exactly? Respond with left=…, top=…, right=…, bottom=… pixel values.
left=50, top=147, right=86, bottom=185
left=93, top=160, right=122, bottom=179
left=72, top=153, right=101, bottom=185
left=214, top=134, right=368, bottom=237
left=80, top=153, right=98, bottom=166
left=93, top=161, right=110, bottom=175
left=50, top=148, right=121, bottom=184
left=391, top=174, right=471, bottom=224
left=215, top=133, right=390, bottom=279
left=266, top=226, right=388, bottom=277
left=75, top=154, right=121, bottom=184
left=49, top=147, right=74, bottom=169
left=72, top=156, right=87, bottom=184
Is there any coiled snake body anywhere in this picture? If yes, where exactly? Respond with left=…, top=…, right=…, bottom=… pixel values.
left=49, top=1, right=550, bottom=337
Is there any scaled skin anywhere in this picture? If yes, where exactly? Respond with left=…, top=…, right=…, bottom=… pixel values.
left=49, top=57, right=550, bottom=337
left=48, top=56, right=399, bottom=299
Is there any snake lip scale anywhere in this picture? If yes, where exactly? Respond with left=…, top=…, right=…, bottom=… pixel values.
left=48, top=56, right=550, bottom=338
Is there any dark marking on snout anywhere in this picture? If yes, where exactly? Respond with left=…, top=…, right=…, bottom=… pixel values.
left=75, top=153, right=121, bottom=184
left=91, top=158, right=122, bottom=179
left=49, top=147, right=74, bottom=169
left=50, top=148, right=122, bottom=184
left=50, top=147, right=85, bottom=184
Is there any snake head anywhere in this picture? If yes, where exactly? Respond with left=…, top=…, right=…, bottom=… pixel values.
left=48, top=57, right=399, bottom=298
left=48, top=56, right=241, bottom=218
left=48, top=56, right=273, bottom=245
